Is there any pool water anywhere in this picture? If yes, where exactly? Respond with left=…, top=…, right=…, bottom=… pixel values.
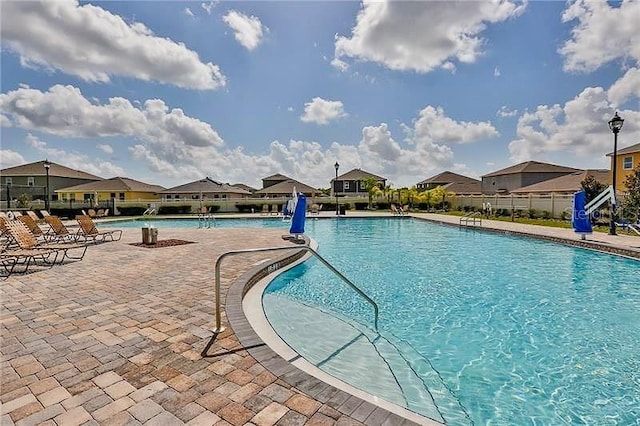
left=262, top=219, right=640, bottom=425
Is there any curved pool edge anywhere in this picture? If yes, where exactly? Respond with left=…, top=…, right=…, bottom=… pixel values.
left=225, top=237, right=441, bottom=426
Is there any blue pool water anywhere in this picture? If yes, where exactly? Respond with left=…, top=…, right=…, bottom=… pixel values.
left=260, top=219, right=640, bottom=425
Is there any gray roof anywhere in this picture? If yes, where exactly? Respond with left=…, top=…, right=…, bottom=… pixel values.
left=511, top=170, right=611, bottom=194
left=231, top=183, right=258, bottom=193
left=335, top=168, right=386, bottom=182
left=417, top=171, right=479, bottom=185
left=56, top=177, right=165, bottom=193
left=482, top=161, right=580, bottom=178
left=1, top=160, right=103, bottom=180
left=262, top=173, right=290, bottom=182
left=441, top=181, right=483, bottom=195
left=606, top=142, right=640, bottom=156
left=162, top=178, right=251, bottom=195
left=254, top=179, right=319, bottom=195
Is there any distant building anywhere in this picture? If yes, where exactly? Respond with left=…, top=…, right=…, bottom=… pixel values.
left=56, top=177, right=165, bottom=202
left=1, top=160, right=102, bottom=202
left=161, top=178, right=252, bottom=201
left=332, top=168, right=386, bottom=197
left=254, top=174, right=319, bottom=197
left=231, top=183, right=258, bottom=194
left=510, top=170, right=611, bottom=195
left=416, top=171, right=481, bottom=195
left=607, top=142, right=640, bottom=192
left=481, top=161, right=580, bottom=195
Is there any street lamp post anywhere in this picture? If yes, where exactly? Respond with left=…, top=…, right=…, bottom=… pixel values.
left=608, top=112, right=624, bottom=236
left=43, top=159, right=51, bottom=211
left=334, top=162, right=340, bottom=216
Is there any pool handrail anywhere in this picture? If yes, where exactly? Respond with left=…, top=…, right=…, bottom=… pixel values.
left=214, top=245, right=379, bottom=333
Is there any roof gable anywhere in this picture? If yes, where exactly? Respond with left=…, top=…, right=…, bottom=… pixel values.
left=162, top=178, right=251, bottom=194
left=482, top=161, right=580, bottom=178
left=1, top=160, right=103, bottom=180
left=336, top=168, right=386, bottom=181
left=417, top=171, right=479, bottom=185
left=262, top=173, right=290, bottom=182
left=254, top=179, right=318, bottom=195
left=510, top=169, right=611, bottom=193
left=57, top=177, right=165, bottom=193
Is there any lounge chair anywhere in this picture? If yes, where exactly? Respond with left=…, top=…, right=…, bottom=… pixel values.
left=401, top=205, right=409, bottom=215
left=310, top=204, right=322, bottom=215
left=39, top=210, right=51, bottom=218
left=0, top=254, right=18, bottom=277
left=390, top=204, right=401, bottom=215
left=271, top=204, right=280, bottom=216
left=88, top=209, right=97, bottom=218
left=75, top=215, right=122, bottom=243
left=44, top=216, right=79, bottom=242
left=4, top=219, right=87, bottom=264
left=26, top=211, right=41, bottom=222
left=1, top=220, right=62, bottom=270
left=18, top=215, right=52, bottom=242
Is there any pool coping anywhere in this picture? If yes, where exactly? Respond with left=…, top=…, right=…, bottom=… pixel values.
left=224, top=237, right=434, bottom=426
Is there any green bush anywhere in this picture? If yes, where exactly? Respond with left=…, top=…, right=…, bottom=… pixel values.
left=354, top=202, right=369, bottom=210
left=235, top=203, right=262, bottom=213
left=527, top=209, right=538, bottom=219
left=116, top=206, right=147, bottom=216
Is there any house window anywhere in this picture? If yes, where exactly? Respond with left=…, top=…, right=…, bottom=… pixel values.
left=5, top=177, right=12, bottom=186
left=119, top=193, right=125, bottom=201
left=110, top=193, right=116, bottom=199
left=623, top=156, right=633, bottom=170
left=359, top=181, right=365, bottom=190
left=27, top=177, right=35, bottom=186
left=84, top=193, right=92, bottom=201
left=344, top=181, right=350, bottom=190
left=191, top=195, right=199, bottom=200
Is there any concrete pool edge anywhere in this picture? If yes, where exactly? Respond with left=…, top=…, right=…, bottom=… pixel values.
left=225, top=238, right=440, bottom=426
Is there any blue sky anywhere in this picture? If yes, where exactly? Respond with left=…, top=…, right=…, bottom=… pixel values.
left=1, top=0, right=639, bottom=189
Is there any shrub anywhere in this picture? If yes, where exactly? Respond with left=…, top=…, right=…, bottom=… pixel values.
left=354, top=202, right=369, bottom=211
left=117, top=206, right=147, bottom=216
left=158, top=205, right=191, bottom=215
left=527, top=209, right=538, bottom=219
left=235, top=203, right=262, bottom=213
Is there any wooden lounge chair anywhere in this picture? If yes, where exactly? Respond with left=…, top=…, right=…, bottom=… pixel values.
left=270, top=204, right=280, bottom=216
left=39, top=210, right=51, bottom=218
left=1, top=220, right=61, bottom=271
left=4, top=219, right=87, bottom=264
left=88, top=209, right=97, bottom=218
left=390, top=204, right=401, bottom=215
left=0, top=254, right=19, bottom=277
left=260, top=204, right=269, bottom=215
left=26, top=211, right=42, bottom=222
left=44, top=216, right=79, bottom=242
left=75, top=215, right=122, bottom=243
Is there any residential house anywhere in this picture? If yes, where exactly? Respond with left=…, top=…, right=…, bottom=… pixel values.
left=1, top=160, right=102, bottom=203
left=161, top=178, right=252, bottom=201
left=231, top=183, right=258, bottom=194
left=254, top=175, right=319, bottom=198
left=510, top=170, right=611, bottom=195
left=607, top=142, right=640, bottom=192
left=56, top=177, right=165, bottom=203
left=332, top=168, right=386, bottom=197
left=481, top=161, right=580, bottom=195
left=416, top=171, right=481, bottom=195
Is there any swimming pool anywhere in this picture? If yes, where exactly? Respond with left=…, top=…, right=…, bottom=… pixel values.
left=261, top=219, right=640, bottom=425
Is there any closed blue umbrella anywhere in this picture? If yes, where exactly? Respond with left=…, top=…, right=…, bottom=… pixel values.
left=572, top=190, right=592, bottom=238
left=289, top=193, right=306, bottom=240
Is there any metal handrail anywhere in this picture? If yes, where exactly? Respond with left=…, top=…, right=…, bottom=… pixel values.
left=459, top=211, right=482, bottom=226
left=214, top=245, right=379, bottom=333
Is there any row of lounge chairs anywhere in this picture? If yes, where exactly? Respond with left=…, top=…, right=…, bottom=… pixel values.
left=0, top=213, right=122, bottom=276
left=391, top=204, right=409, bottom=215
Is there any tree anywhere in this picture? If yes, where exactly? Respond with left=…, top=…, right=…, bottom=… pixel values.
left=361, top=177, right=382, bottom=209
left=621, top=165, right=640, bottom=222
left=581, top=175, right=607, bottom=204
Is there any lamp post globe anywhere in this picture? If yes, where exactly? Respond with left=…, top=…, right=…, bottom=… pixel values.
left=608, top=112, right=624, bottom=236
left=334, top=162, right=339, bottom=216
left=43, top=159, right=51, bottom=212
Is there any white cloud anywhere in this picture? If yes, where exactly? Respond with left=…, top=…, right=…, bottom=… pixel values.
left=184, top=8, right=195, bottom=18
left=407, top=106, right=499, bottom=145
left=0, top=150, right=25, bottom=169
left=607, top=67, right=640, bottom=107
left=494, top=67, right=501, bottom=77
left=560, top=0, right=640, bottom=72
left=201, top=2, right=217, bottom=15
left=24, top=133, right=123, bottom=177
left=2, top=85, right=488, bottom=187
left=0, top=114, right=11, bottom=127
left=0, top=0, right=226, bottom=89
left=497, top=106, right=518, bottom=118
left=97, top=144, right=114, bottom=154
left=334, top=0, right=525, bottom=73
left=223, top=10, right=267, bottom=51
left=508, top=86, right=640, bottom=163
left=0, top=85, right=224, bottom=147
left=300, top=97, right=347, bottom=125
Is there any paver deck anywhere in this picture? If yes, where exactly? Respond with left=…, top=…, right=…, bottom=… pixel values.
left=2, top=214, right=638, bottom=426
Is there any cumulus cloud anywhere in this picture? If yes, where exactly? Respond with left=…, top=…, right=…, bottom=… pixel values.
left=223, top=10, right=267, bottom=51
left=97, top=144, right=114, bottom=154
left=508, top=86, right=640, bottom=163
left=560, top=0, right=640, bottom=73
left=0, top=85, right=224, bottom=147
left=201, top=2, right=217, bottom=15
left=334, top=0, right=525, bottom=73
left=607, top=67, right=640, bottom=107
left=300, top=97, right=347, bottom=125
left=0, top=150, right=25, bottom=169
left=184, top=8, right=195, bottom=18
left=1, top=84, right=493, bottom=187
left=0, top=114, right=11, bottom=127
left=0, top=0, right=226, bottom=89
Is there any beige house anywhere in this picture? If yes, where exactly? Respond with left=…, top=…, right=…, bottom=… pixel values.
left=254, top=174, right=319, bottom=197
left=482, top=161, right=580, bottom=194
left=161, top=178, right=252, bottom=201
left=416, top=171, right=481, bottom=195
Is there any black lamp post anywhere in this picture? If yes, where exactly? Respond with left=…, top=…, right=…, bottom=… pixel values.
left=608, top=112, right=624, bottom=236
left=334, top=161, right=339, bottom=216
left=43, top=159, right=51, bottom=211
